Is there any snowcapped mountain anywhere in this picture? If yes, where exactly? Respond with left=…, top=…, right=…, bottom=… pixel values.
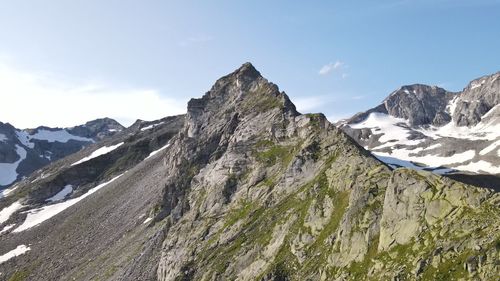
left=0, top=118, right=124, bottom=188
left=0, top=64, right=498, bottom=280
left=339, top=72, right=500, bottom=181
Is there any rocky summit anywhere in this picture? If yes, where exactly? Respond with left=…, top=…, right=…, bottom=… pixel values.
left=0, top=63, right=499, bottom=281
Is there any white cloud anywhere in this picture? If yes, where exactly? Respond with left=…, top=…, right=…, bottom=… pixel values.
left=326, top=114, right=350, bottom=123
left=294, top=96, right=325, bottom=112
left=318, top=61, right=344, bottom=75
left=0, top=61, right=187, bottom=128
left=293, top=95, right=340, bottom=113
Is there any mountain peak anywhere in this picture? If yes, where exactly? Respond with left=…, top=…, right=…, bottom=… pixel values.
left=386, top=84, right=448, bottom=100
left=185, top=63, right=297, bottom=137
left=83, top=117, right=123, bottom=127
left=233, top=62, right=261, bottom=79
left=380, top=84, right=454, bottom=126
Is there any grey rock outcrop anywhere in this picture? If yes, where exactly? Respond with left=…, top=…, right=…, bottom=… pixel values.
left=383, top=85, right=455, bottom=126
left=453, top=72, right=500, bottom=126
left=66, top=117, right=124, bottom=141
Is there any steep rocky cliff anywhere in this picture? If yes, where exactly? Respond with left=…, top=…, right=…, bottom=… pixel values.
left=0, top=64, right=498, bottom=281
left=454, top=73, right=500, bottom=126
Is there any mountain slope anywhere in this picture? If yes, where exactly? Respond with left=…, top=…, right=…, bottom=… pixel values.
left=0, top=64, right=498, bottom=281
left=0, top=118, right=124, bottom=189
left=0, top=114, right=185, bottom=280
left=340, top=72, right=500, bottom=180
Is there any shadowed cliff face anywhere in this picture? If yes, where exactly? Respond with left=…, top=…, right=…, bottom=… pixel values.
left=0, top=64, right=498, bottom=281
left=454, top=72, right=500, bottom=126
left=383, top=85, right=455, bottom=126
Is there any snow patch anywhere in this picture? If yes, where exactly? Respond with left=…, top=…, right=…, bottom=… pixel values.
left=13, top=174, right=124, bottom=232
left=0, top=133, right=7, bottom=142
left=479, top=140, right=500, bottom=155
left=143, top=217, right=152, bottom=224
left=374, top=154, right=456, bottom=175
left=15, top=129, right=93, bottom=148
left=30, top=129, right=94, bottom=143
left=0, top=145, right=27, bottom=186
left=146, top=143, right=170, bottom=160
left=422, top=143, right=442, bottom=151
left=0, top=244, right=30, bottom=264
left=417, top=118, right=500, bottom=141
left=0, top=200, right=24, bottom=224
left=0, top=224, right=15, bottom=234
left=350, top=113, right=424, bottom=149
left=141, top=122, right=165, bottom=131
left=454, top=160, right=500, bottom=174
left=482, top=104, right=500, bottom=119
left=446, top=96, right=459, bottom=116
left=15, top=131, right=34, bottom=148
left=46, top=185, right=73, bottom=202
left=376, top=148, right=475, bottom=168
left=0, top=184, right=19, bottom=198
left=71, top=142, right=124, bottom=166
left=373, top=154, right=422, bottom=170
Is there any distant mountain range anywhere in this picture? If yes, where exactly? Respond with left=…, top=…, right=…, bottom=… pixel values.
left=0, top=118, right=124, bottom=188
left=0, top=63, right=498, bottom=281
left=339, top=72, right=500, bottom=183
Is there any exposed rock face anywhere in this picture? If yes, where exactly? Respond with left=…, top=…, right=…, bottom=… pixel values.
left=66, top=117, right=125, bottom=140
left=383, top=85, right=454, bottom=126
left=0, top=64, right=498, bottom=281
left=454, top=73, right=500, bottom=126
left=346, top=84, right=455, bottom=127
left=339, top=72, right=500, bottom=182
left=0, top=118, right=124, bottom=188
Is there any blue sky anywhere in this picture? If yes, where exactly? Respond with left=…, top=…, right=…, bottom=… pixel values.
left=0, top=0, right=499, bottom=128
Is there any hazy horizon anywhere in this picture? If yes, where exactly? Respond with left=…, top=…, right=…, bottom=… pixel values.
left=1, top=0, right=499, bottom=128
